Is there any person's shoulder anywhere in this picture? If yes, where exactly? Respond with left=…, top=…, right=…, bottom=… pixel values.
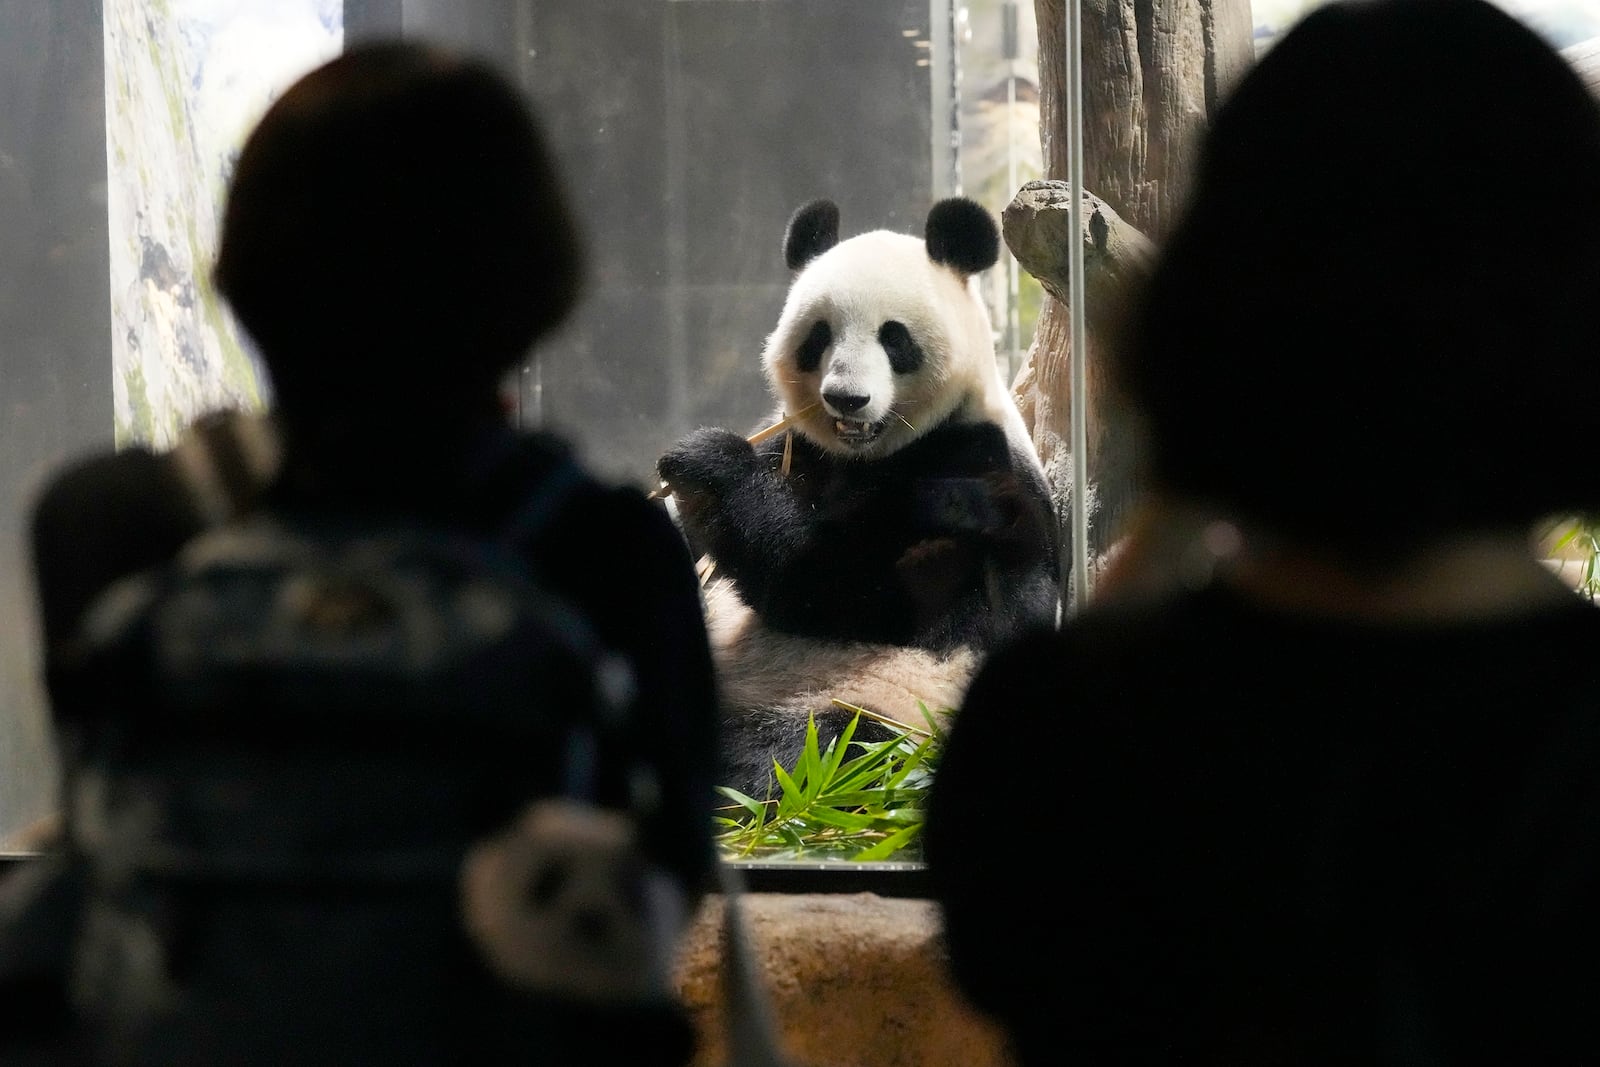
left=510, top=430, right=654, bottom=510
left=995, top=586, right=1206, bottom=665
left=30, top=444, right=198, bottom=569
left=33, top=409, right=272, bottom=584
left=33, top=446, right=172, bottom=528
left=955, top=589, right=1221, bottom=737
left=501, top=431, right=694, bottom=567
left=30, top=443, right=203, bottom=658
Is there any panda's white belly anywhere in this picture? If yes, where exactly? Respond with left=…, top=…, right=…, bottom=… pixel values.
left=701, top=575, right=977, bottom=734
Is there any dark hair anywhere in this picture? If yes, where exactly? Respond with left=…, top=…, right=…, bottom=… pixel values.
left=1112, top=0, right=1600, bottom=562
left=214, top=42, right=582, bottom=415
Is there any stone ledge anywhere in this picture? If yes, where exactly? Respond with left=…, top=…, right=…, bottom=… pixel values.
left=675, top=892, right=1014, bottom=1067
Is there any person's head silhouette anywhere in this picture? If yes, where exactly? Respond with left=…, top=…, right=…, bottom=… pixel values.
left=214, top=42, right=582, bottom=442
left=1113, top=0, right=1600, bottom=566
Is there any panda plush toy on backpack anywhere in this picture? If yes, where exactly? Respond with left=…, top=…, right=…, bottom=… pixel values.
left=658, top=198, right=1061, bottom=797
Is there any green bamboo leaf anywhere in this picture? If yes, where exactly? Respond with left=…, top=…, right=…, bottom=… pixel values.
left=816, top=789, right=897, bottom=809
left=794, top=715, right=825, bottom=798
left=853, top=823, right=922, bottom=862
left=715, top=786, right=769, bottom=818
left=794, top=807, right=882, bottom=832
left=886, top=736, right=938, bottom=785
left=796, top=716, right=832, bottom=799
left=775, top=822, right=808, bottom=849
left=712, top=692, right=947, bottom=861
left=772, top=760, right=804, bottom=815
left=746, top=791, right=772, bottom=841
left=819, top=713, right=861, bottom=785
left=831, top=741, right=903, bottom=784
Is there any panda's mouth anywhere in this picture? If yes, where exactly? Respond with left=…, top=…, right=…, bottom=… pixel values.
left=832, top=418, right=883, bottom=445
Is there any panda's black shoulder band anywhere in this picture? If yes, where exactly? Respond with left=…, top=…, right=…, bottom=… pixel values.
left=784, top=199, right=841, bottom=271
left=925, top=197, right=1000, bottom=275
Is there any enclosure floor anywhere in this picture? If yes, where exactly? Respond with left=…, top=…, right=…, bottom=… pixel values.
left=675, top=891, right=1014, bottom=1067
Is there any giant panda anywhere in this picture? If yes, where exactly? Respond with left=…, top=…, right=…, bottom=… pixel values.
left=657, top=197, right=1060, bottom=798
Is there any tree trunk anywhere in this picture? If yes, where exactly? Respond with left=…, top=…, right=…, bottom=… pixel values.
left=1019, top=0, right=1252, bottom=567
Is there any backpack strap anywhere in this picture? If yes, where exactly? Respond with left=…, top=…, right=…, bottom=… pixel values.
left=497, top=451, right=589, bottom=551
left=170, top=414, right=589, bottom=550
left=473, top=446, right=653, bottom=809
left=167, top=410, right=281, bottom=527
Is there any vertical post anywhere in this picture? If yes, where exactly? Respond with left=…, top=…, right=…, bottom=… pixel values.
left=1066, top=0, right=1092, bottom=611
left=512, top=0, right=542, bottom=429
left=929, top=0, right=960, bottom=196
left=662, top=8, right=690, bottom=437
left=1002, top=2, right=1021, bottom=384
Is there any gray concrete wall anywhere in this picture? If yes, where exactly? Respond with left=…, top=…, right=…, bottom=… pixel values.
left=0, top=4, right=113, bottom=841
left=402, top=0, right=943, bottom=486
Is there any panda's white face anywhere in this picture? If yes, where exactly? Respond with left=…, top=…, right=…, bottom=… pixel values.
left=762, top=230, right=997, bottom=461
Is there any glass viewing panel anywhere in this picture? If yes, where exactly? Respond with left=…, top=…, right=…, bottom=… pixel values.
left=2, top=0, right=1597, bottom=866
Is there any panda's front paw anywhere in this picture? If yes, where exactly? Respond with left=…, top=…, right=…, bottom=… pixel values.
left=657, top=427, right=757, bottom=501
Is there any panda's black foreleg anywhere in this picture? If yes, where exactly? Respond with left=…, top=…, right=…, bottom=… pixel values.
left=657, top=426, right=812, bottom=605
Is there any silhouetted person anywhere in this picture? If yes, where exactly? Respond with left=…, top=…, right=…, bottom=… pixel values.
left=927, top=2, right=1600, bottom=1063
left=4, top=42, right=717, bottom=1065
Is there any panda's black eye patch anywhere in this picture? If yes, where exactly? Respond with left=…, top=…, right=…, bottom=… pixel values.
left=878, top=321, right=924, bottom=374
left=795, top=319, right=831, bottom=373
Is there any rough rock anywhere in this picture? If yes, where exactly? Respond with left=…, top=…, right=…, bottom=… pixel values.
left=675, top=892, right=1014, bottom=1067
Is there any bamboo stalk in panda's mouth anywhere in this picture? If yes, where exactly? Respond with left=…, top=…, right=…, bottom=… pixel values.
left=745, top=400, right=822, bottom=446
left=649, top=401, right=822, bottom=500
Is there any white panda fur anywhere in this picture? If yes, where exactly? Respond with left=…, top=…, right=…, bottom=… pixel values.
left=762, top=222, right=1042, bottom=473
left=659, top=198, right=1060, bottom=798
left=700, top=572, right=978, bottom=736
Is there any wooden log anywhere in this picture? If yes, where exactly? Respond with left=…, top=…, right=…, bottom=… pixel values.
left=1001, top=178, right=1157, bottom=338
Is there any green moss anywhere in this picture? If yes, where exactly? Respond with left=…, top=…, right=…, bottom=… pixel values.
left=119, top=361, right=156, bottom=448
left=187, top=230, right=260, bottom=405
left=202, top=283, right=260, bottom=406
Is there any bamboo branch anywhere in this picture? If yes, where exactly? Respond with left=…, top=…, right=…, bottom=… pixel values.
left=649, top=401, right=822, bottom=500
left=830, top=698, right=935, bottom=740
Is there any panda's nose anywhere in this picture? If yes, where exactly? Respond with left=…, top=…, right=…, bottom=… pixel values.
left=823, top=390, right=870, bottom=416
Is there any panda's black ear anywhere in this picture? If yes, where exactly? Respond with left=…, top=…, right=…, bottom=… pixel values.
left=925, top=197, right=1000, bottom=275
left=784, top=199, right=841, bottom=271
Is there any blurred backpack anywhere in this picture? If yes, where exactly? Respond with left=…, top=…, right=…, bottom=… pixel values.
left=51, top=411, right=691, bottom=1065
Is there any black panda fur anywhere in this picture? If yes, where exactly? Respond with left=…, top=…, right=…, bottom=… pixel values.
left=659, top=198, right=1060, bottom=798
